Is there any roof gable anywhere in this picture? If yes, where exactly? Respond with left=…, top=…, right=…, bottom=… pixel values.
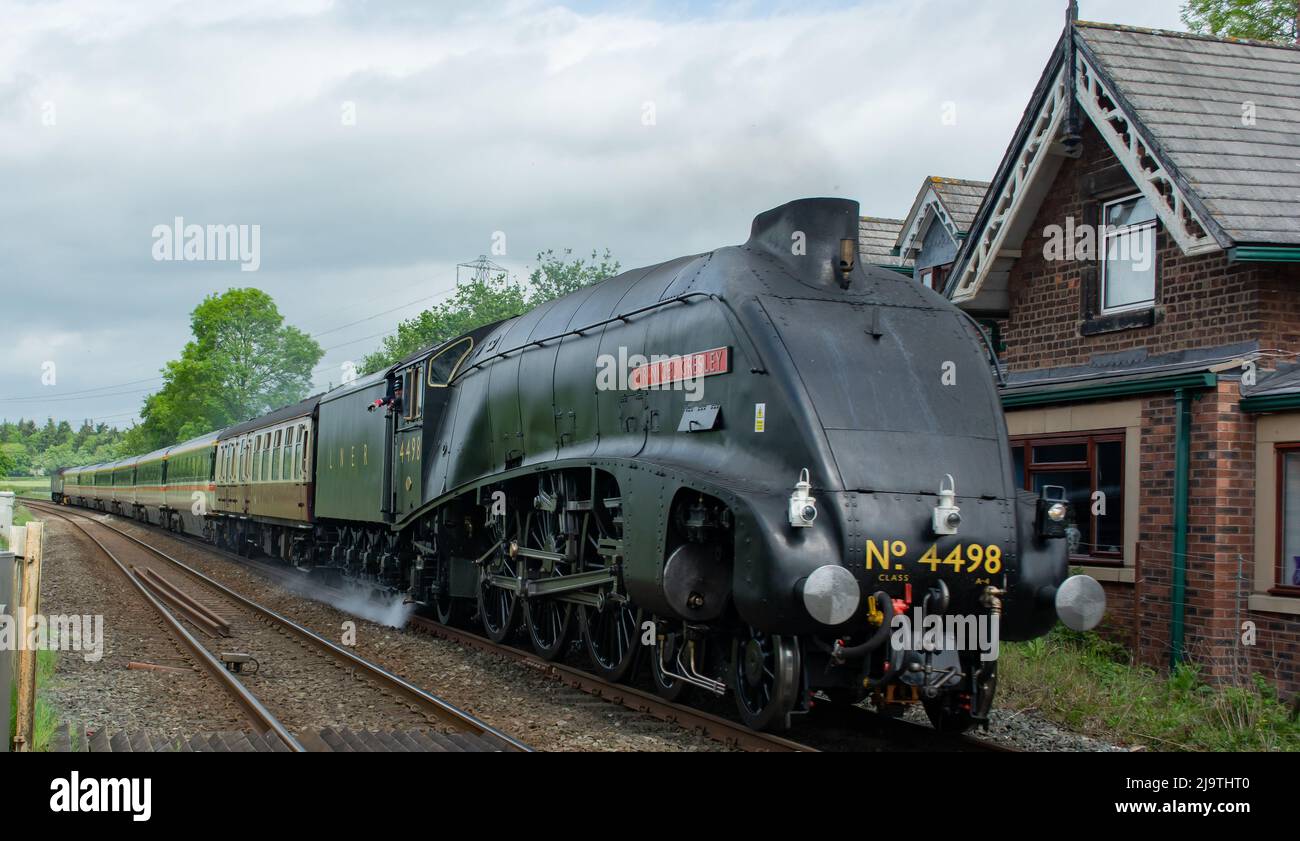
left=948, top=21, right=1300, bottom=311
left=895, top=177, right=990, bottom=260
left=1076, top=23, right=1300, bottom=247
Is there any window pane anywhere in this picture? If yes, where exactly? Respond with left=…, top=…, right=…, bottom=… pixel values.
left=1033, top=471, right=1092, bottom=556
left=1012, top=446, right=1025, bottom=489
left=428, top=338, right=472, bottom=386
left=1103, top=227, right=1155, bottom=311
left=1095, top=441, right=1123, bottom=554
left=1105, top=195, right=1156, bottom=227
left=1033, top=443, right=1087, bottom=464
left=1283, top=453, right=1300, bottom=587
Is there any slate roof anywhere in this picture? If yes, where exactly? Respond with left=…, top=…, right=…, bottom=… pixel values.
left=1243, top=363, right=1300, bottom=399
left=1001, top=341, right=1258, bottom=397
left=858, top=216, right=910, bottom=267
left=927, top=178, right=990, bottom=232
left=1076, top=22, right=1300, bottom=246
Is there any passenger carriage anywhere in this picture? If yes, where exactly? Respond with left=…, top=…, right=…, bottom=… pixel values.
left=213, top=396, right=318, bottom=559
left=161, top=432, right=220, bottom=536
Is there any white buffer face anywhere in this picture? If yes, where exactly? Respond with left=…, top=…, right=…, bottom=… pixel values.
left=802, top=565, right=861, bottom=626
left=1055, top=575, right=1107, bottom=632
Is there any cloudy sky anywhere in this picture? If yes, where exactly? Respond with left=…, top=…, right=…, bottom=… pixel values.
left=0, top=0, right=1188, bottom=428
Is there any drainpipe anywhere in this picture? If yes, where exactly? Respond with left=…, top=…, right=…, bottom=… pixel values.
left=1170, top=388, right=1193, bottom=667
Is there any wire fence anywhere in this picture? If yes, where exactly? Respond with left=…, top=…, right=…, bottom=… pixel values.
left=1085, top=541, right=1299, bottom=691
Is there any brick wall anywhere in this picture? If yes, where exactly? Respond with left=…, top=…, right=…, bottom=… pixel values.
left=997, top=118, right=1300, bottom=694
left=1001, top=120, right=1300, bottom=372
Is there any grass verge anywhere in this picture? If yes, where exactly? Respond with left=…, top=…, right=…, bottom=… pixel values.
left=999, top=627, right=1300, bottom=751
left=8, top=650, right=60, bottom=752
left=0, top=477, right=52, bottom=496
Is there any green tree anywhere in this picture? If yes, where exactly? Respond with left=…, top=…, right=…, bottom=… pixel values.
left=361, top=273, right=527, bottom=374
left=0, top=444, right=13, bottom=477
left=1182, top=0, right=1299, bottom=41
left=0, top=443, right=29, bottom=476
left=130, top=289, right=323, bottom=452
left=361, top=249, right=621, bottom=374
left=528, top=249, right=620, bottom=306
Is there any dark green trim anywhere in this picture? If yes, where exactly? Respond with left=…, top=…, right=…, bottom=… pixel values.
left=1229, top=246, right=1300, bottom=264
left=879, top=265, right=915, bottom=278
left=1000, top=372, right=1217, bottom=408
left=1240, top=393, right=1300, bottom=413
left=1170, top=388, right=1192, bottom=668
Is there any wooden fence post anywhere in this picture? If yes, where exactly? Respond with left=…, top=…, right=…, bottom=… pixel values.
left=0, top=548, right=12, bottom=753
left=13, top=521, right=43, bottom=752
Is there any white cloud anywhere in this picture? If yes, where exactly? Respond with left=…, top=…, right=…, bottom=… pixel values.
left=0, top=0, right=1188, bottom=423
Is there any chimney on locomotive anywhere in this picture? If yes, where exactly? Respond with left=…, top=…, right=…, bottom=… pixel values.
left=746, top=198, right=861, bottom=290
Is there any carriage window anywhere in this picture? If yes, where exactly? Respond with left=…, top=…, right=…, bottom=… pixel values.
left=273, top=430, right=283, bottom=481
left=427, top=337, right=474, bottom=387
left=301, top=430, right=310, bottom=479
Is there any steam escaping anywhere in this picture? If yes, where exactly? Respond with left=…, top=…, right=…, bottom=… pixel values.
left=273, top=569, right=417, bottom=629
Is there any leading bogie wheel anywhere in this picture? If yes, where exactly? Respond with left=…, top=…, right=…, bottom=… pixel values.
left=732, top=627, right=800, bottom=732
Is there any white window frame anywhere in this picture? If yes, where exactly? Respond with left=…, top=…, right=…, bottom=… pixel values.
left=1100, top=193, right=1157, bottom=316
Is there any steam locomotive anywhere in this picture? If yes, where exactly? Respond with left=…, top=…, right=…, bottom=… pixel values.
left=54, top=198, right=1104, bottom=732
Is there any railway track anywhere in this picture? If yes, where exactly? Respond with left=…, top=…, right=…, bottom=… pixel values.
left=407, top=615, right=1015, bottom=753
left=405, top=614, right=818, bottom=752
left=25, top=499, right=530, bottom=753
left=27, top=497, right=1012, bottom=753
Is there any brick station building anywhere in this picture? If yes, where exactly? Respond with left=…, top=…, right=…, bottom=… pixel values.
left=941, top=16, right=1300, bottom=693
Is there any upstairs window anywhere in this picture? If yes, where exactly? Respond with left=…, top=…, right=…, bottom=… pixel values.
left=917, top=265, right=948, bottom=292
left=1101, top=194, right=1157, bottom=314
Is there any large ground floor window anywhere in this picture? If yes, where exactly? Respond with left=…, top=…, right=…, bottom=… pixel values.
left=1275, top=445, right=1300, bottom=593
left=1010, top=430, right=1125, bottom=563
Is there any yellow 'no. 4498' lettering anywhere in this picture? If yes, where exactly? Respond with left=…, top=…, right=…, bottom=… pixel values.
left=864, top=540, right=1003, bottom=575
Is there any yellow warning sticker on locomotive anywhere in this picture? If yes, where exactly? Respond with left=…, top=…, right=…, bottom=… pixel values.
left=865, top=540, right=1003, bottom=575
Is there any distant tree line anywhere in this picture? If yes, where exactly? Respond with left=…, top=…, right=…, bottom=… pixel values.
left=0, top=418, right=127, bottom=476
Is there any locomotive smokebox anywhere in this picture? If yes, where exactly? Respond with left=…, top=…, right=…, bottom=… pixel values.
left=746, top=198, right=862, bottom=289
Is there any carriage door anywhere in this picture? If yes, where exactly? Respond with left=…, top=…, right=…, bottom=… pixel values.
left=393, top=362, right=425, bottom=516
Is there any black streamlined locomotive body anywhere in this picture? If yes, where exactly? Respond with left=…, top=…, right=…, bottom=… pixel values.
left=55, top=198, right=1102, bottom=733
